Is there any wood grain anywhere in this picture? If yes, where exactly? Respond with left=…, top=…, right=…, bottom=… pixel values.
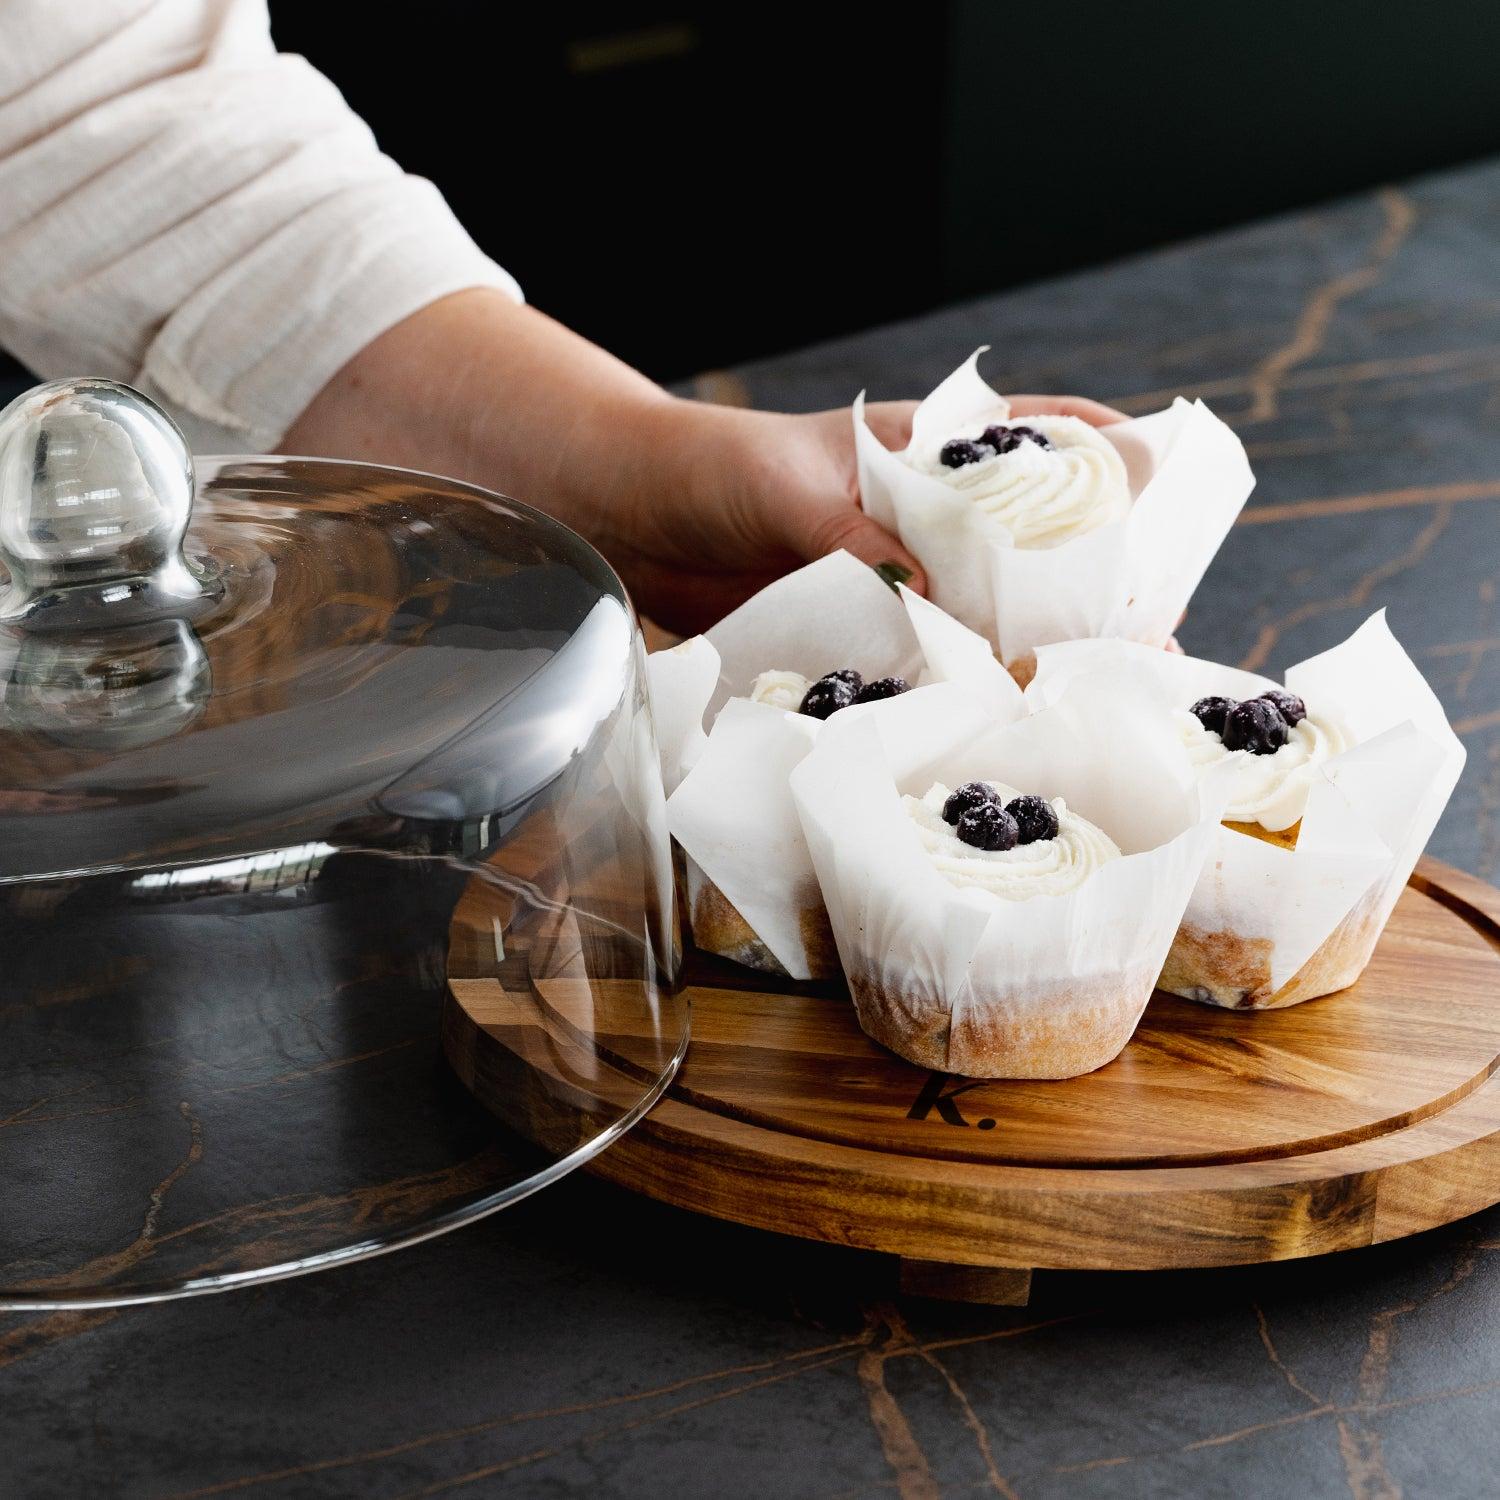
left=898, top=1260, right=1033, bottom=1306
left=446, top=858, right=1500, bottom=1281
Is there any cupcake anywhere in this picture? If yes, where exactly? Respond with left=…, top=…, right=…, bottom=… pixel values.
left=1027, top=613, right=1466, bottom=1010
left=647, top=551, right=1023, bottom=980
left=679, top=669, right=914, bottom=978
left=854, top=348, right=1254, bottom=679
left=791, top=677, right=1227, bottom=1077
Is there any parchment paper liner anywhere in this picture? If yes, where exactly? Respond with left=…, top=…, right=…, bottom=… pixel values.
left=790, top=679, right=1232, bottom=1077
left=854, top=348, right=1255, bottom=673
left=1027, top=612, right=1466, bottom=1008
left=645, top=551, right=1023, bottom=979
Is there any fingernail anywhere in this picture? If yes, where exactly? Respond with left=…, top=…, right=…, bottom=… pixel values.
left=873, top=560, right=913, bottom=591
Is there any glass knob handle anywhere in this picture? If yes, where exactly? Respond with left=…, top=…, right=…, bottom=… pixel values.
left=0, top=378, right=222, bottom=631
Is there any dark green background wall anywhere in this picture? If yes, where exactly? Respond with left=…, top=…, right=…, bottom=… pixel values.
left=272, top=1, right=1500, bottom=379
left=940, top=1, right=1500, bottom=299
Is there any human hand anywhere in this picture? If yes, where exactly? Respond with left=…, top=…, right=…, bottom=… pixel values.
left=603, top=399, right=921, bottom=634
left=611, top=391, right=1130, bottom=635
left=279, top=292, right=1138, bottom=637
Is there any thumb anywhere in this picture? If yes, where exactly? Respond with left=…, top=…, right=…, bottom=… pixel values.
left=799, top=505, right=927, bottom=597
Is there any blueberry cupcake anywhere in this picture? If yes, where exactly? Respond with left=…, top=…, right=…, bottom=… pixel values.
left=791, top=678, right=1225, bottom=1078
left=1027, top=615, right=1466, bottom=1010
left=682, top=666, right=914, bottom=978
left=854, top=348, right=1254, bottom=679
left=647, top=551, right=1023, bottom=980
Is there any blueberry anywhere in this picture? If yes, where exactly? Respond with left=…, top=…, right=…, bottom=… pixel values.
left=980, top=423, right=1052, bottom=454
left=853, top=675, right=909, bottom=704
left=1222, top=697, right=1289, bottom=755
left=940, top=438, right=995, bottom=468
left=942, top=780, right=1000, bottom=825
left=1190, top=695, right=1237, bottom=735
left=799, top=676, right=858, bottom=720
left=1005, top=794, right=1059, bottom=845
left=1259, top=689, right=1306, bottom=727
left=823, top=668, right=863, bottom=692
left=956, top=802, right=1020, bottom=851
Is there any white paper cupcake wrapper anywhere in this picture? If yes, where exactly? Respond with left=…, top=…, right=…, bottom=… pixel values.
left=1026, top=611, right=1466, bottom=999
left=855, top=348, right=1255, bottom=668
left=790, top=678, right=1232, bottom=1077
left=644, top=551, right=1025, bottom=978
left=645, top=633, right=719, bottom=798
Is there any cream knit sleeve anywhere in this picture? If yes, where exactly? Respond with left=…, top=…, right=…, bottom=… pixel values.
left=0, top=0, right=521, bottom=452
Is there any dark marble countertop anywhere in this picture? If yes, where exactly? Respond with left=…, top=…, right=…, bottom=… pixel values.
left=5, top=159, right=1500, bottom=1499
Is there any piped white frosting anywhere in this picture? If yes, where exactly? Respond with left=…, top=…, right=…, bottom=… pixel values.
left=1175, top=706, right=1353, bottom=831
left=749, top=669, right=811, bottom=712
left=903, top=781, right=1121, bottom=899
left=904, top=414, right=1130, bottom=548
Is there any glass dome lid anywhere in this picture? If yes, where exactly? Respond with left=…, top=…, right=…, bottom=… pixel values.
left=0, top=379, right=686, bottom=1307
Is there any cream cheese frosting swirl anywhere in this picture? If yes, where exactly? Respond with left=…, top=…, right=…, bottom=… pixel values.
left=902, top=780, right=1121, bottom=899
left=905, top=414, right=1131, bottom=549
left=748, top=669, right=810, bottom=711
left=1175, top=707, right=1353, bottom=831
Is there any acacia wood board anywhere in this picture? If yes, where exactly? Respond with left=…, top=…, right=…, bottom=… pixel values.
left=445, top=859, right=1500, bottom=1299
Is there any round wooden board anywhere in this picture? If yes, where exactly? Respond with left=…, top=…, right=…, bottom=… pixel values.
left=445, top=859, right=1500, bottom=1298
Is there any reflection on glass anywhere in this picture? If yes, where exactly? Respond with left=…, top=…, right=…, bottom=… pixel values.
left=0, top=458, right=685, bottom=1307
left=0, top=618, right=211, bottom=751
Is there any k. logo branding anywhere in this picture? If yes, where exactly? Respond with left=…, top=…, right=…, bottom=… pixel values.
left=905, top=1073, right=998, bottom=1129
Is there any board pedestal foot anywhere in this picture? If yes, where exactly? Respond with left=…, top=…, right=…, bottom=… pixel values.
left=898, top=1259, right=1033, bottom=1306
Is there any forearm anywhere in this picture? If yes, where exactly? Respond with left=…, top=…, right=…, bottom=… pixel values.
left=279, top=289, right=713, bottom=551
left=279, top=287, right=925, bottom=634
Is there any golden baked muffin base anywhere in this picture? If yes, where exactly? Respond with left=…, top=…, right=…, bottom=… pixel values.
left=848, top=962, right=1157, bottom=1079
left=690, top=875, right=841, bottom=981
left=1157, top=816, right=1385, bottom=1010
left=1160, top=885, right=1384, bottom=1011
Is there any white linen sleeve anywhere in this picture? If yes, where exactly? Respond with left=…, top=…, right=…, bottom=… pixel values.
left=0, top=0, right=522, bottom=452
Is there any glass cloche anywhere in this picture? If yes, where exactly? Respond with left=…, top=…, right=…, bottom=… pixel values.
left=0, top=378, right=686, bottom=1307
